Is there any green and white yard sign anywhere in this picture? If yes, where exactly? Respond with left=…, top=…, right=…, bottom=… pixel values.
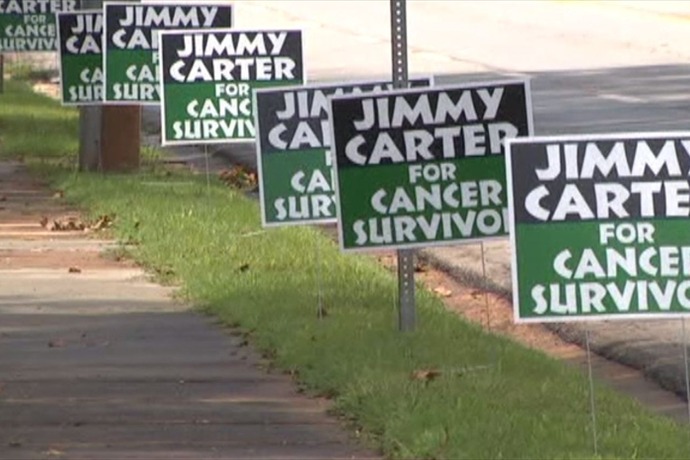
left=329, top=81, right=533, bottom=251
left=507, top=133, right=690, bottom=322
left=102, top=2, right=232, bottom=104
left=57, top=10, right=102, bottom=105
left=159, top=29, right=304, bottom=145
left=254, top=78, right=431, bottom=227
left=0, top=0, right=78, bottom=52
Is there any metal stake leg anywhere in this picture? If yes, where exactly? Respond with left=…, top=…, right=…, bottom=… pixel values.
left=203, top=144, right=211, bottom=194
left=681, top=318, right=690, bottom=426
left=315, top=232, right=325, bottom=319
left=584, top=328, right=599, bottom=456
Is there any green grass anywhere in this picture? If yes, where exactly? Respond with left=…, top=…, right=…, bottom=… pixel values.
left=7, top=79, right=690, bottom=460
left=0, top=80, right=78, bottom=160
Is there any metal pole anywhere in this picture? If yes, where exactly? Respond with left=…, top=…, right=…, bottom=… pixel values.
left=390, top=0, right=415, bottom=332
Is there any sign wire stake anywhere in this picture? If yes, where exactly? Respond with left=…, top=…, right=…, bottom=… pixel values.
left=203, top=144, right=211, bottom=195
left=480, top=241, right=492, bottom=332
left=315, top=230, right=325, bottom=320
left=584, top=328, right=599, bottom=456
left=681, top=318, right=690, bottom=427
left=480, top=241, right=498, bottom=368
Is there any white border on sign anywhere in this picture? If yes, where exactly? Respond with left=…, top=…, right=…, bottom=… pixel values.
left=506, top=130, right=690, bottom=324
left=56, top=10, right=104, bottom=107
left=253, top=76, right=434, bottom=228
left=328, top=78, right=534, bottom=253
left=101, top=1, right=234, bottom=106
left=158, top=27, right=306, bottom=146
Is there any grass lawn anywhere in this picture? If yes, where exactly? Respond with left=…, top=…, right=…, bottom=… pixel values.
left=3, top=79, right=690, bottom=460
left=0, top=80, right=78, bottom=160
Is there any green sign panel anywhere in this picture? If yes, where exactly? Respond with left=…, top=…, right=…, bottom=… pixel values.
left=57, top=10, right=102, bottom=105
left=0, top=0, right=78, bottom=52
left=329, top=81, right=533, bottom=251
left=160, top=29, right=304, bottom=146
left=508, top=133, right=690, bottom=322
left=103, top=2, right=233, bottom=104
left=255, top=78, right=432, bottom=227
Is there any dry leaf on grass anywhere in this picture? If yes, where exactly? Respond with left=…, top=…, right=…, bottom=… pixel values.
left=218, top=166, right=258, bottom=190
left=414, top=261, right=428, bottom=273
left=91, top=214, right=114, bottom=231
left=68, top=267, right=81, bottom=274
left=52, top=190, right=64, bottom=199
left=411, top=369, right=442, bottom=382
left=433, top=286, right=453, bottom=297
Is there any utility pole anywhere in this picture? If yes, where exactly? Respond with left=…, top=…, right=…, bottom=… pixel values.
left=78, top=0, right=140, bottom=172
left=390, top=0, right=416, bottom=332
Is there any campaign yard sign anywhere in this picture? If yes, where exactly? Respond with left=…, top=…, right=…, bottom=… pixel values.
left=329, top=81, right=533, bottom=251
left=57, top=10, right=102, bottom=105
left=160, top=29, right=304, bottom=146
left=103, top=2, right=233, bottom=104
left=507, top=133, right=690, bottom=322
left=0, top=0, right=78, bottom=52
left=255, top=78, right=431, bottom=227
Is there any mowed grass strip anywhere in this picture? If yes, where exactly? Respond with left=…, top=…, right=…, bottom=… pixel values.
left=0, top=80, right=78, bottom=160
left=5, top=81, right=690, bottom=460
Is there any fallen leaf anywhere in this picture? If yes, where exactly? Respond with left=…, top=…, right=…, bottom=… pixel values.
left=47, top=216, right=86, bottom=232
left=52, top=190, right=64, bottom=199
left=433, top=286, right=452, bottom=297
left=218, top=165, right=258, bottom=190
left=48, top=339, right=66, bottom=348
left=414, top=261, right=428, bottom=273
left=39, top=216, right=49, bottom=228
left=411, top=369, right=442, bottom=382
left=68, top=267, right=81, bottom=274
left=238, top=263, right=250, bottom=272
left=90, top=214, right=114, bottom=231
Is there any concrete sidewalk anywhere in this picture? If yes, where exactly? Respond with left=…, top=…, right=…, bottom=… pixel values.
left=0, top=161, right=375, bottom=459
